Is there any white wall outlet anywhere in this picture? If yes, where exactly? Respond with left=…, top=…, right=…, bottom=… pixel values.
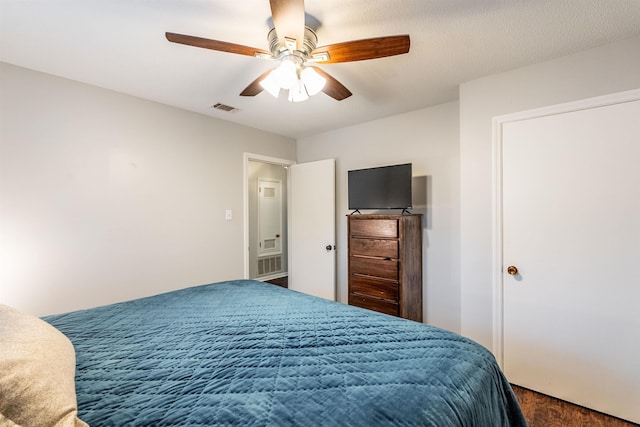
left=225, top=209, right=232, bottom=220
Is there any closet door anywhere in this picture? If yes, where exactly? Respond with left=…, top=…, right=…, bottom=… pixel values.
left=502, top=98, right=640, bottom=423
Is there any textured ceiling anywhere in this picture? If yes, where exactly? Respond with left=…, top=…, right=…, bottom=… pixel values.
left=1, top=0, right=640, bottom=138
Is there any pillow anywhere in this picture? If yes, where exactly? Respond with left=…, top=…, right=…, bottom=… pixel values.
left=0, top=304, right=88, bottom=427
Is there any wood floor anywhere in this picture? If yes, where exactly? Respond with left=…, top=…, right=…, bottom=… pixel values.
left=265, top=276, right=288, bottom=288
left=511, top=385, right=638, bottom=427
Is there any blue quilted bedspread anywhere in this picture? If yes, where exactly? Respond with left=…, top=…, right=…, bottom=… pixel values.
left=44, top=280, right=526, bottom=426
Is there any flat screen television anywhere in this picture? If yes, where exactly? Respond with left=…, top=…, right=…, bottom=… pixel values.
left=348, top=163, right=412, bottom=210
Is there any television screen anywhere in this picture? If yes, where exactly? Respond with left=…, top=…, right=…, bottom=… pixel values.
left=348, top=163, right=412, bottom=210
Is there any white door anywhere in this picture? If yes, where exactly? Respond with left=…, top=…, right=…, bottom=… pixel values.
left=288, top=159, right=336, bottom=300
left=258, top=178, right=282, bottom=256
left=501, top=97, right=640, bottom=423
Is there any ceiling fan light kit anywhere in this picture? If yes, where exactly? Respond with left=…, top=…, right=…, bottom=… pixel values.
left=166, top=0, right=410, bottom=103
left=259, top=55, right=327, bottom=102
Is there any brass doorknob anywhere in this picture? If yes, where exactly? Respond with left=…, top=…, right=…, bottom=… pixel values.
left=506, top=265, right=519, bottom=275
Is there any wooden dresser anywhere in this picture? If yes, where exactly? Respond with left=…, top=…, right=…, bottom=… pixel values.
left=347, top=214, right=422, bottom=321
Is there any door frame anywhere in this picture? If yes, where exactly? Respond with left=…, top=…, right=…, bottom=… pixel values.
left=490, top=88, right=640, bottom=367
left=243, top=153, right=296, bottom=280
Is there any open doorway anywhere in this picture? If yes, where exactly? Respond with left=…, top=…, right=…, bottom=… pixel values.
left=243, top=153, right=295, bottom=284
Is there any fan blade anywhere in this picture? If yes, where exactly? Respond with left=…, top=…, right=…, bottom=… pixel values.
left=166, top=32, right=271, bottom=58
left=310, top=67, right=352, bottom=101
left=311, top=35, right=410, bottom=63
left=239, top=69, right=274, bottom=96
left=269, top=0, right=305, bottom=51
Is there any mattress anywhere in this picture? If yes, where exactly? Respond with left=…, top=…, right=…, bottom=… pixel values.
left=44, top=280, right=526, bottom=426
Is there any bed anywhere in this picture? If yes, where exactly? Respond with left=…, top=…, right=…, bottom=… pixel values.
left=3, top=280, right=526, bottom=426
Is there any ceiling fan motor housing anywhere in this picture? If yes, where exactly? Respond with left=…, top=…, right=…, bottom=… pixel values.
left=268, top=26, right=318, bottom=58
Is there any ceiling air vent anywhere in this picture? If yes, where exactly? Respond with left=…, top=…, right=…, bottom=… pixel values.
left=211, top=103, right=239, bottom=113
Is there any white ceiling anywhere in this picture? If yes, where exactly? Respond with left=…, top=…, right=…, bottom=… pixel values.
left=1, top=0, right=640, bottom=138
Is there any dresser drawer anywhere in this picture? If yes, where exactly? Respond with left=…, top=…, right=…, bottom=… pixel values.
left=350, top=275, right=399, bottom=302
left=350, top=219, right=398, bottom=238
left=350, top=256, right=399, bottom=280
left=349, top=293, right=399, bottom=316
left=350, top=238, right=398, bottom=259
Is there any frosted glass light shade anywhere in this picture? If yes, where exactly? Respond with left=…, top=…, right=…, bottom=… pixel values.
left=288, top=80, right=309, bottom=103
left=275, top=60, right=298, bottom=89
left=300, top=67, right=326, bottom=96
left=259, top=70, right=281, bottom=98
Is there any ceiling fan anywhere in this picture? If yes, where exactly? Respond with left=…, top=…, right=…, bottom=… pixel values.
left=165, top=0, right=410, bottom=102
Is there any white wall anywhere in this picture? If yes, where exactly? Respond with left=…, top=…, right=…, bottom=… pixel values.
left=0, top=63, right=296, bottom=316
left=297, top=101, right=460, bottom=332
left=459, top=35, right=640, bottom=349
